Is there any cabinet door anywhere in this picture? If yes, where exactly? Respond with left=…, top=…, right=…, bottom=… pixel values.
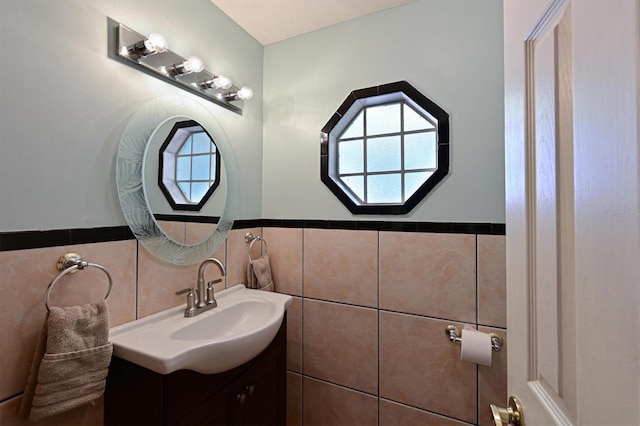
left=174, top=388, right=230, bottom=426
left=229, top=350, right=280, bottom=426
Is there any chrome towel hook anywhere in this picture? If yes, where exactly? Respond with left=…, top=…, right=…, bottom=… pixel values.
left=44, top=253, right=113, bottom=312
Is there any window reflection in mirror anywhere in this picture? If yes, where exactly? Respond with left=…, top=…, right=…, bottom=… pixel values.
left=158, top=120, right=221, bottom=210
left=143, top=117, right=227, bottom=246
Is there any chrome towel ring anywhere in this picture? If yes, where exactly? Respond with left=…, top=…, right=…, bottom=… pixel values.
left=244, top=232, right=268, bottom=261
left=44, top=253, right=113, bottom=312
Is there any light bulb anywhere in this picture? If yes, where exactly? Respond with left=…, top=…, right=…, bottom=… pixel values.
left=124, top=32, right=168, bottom=61
left=183, top=56, right=204, bottom=73
left=213, top=75, right=233, bottom=89
left=144, top=33, right=168, bottom=54
left=237, top=86, right=253, bottom=100
left=163, top=56, right=205, bottom=77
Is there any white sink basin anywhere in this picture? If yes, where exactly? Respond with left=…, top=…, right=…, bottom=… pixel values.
left=109, top=285, right=292, bottom=374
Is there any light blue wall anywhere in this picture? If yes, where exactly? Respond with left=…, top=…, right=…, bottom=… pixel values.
left=262, top=0, right=505, bottom=222
left=0, top=0, right=263, bottom=232
left=1, top=0, right=505, bottom=233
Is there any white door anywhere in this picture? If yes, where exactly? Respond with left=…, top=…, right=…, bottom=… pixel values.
left=504, top=0, right=639, bottom=425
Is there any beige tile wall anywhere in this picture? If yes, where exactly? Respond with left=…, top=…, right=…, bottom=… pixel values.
left=270, top=227, right=508, bottom=426
left=0, top=230, right=238, bottom=425
left=0, top=241, right=137, bottom=425
left=0, top=226, right=506, bottom=426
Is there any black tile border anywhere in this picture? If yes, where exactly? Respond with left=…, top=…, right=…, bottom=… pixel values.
left=154, top=214, right=221, bottom=224
left=1, top=220, right=504, bottom=251
left=0, top=226, right=134, bottom=251
left=254, top=219, right=505, bottom=235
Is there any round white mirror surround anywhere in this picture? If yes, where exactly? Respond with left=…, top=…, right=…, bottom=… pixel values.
left=116, top=96, right=237, bottom=265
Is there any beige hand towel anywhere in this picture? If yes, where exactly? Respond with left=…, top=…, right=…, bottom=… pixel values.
left=247, top=253, right=274, bottom=292
left=20, top=300, right=113, bottom=422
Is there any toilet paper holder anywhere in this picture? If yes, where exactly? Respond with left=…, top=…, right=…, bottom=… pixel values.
left=445, top=325, right=504, bottom=352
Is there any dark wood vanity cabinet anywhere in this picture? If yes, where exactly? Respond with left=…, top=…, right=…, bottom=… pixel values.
left=105, top=317, right=286, bottom=426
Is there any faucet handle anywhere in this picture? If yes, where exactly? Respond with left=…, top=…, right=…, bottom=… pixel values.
left=176, top=287, right=197, bottom=317
left=207, top=278, right=223, bottom=286
left=206, top=279, right=221, bottom=307
left=175, top=287, right=194, bottom=296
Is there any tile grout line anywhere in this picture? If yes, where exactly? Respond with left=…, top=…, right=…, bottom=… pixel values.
left=135, top=241, right=139, bottom=320
left=377, top=230, right=381, bottom=426
left=300, top=227, right=305, bottom=426
left=475, top=233, right=480, bottom=425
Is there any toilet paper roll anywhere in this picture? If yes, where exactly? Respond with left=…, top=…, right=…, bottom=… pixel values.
left=460, top=328, right=493, bottom=366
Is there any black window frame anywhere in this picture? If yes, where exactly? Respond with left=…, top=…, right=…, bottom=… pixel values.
left=320, top=81, right=449, bottom=215
left=158, top=119, right=221, bottom=212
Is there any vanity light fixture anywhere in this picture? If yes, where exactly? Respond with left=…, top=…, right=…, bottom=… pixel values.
left=109, top=18, right=252, bottom=115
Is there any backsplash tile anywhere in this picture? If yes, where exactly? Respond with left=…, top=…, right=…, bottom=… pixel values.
left=227, top=227, right=261, bottom=286
left=303, top=299, right=378, bottom=394
left=286, top=372, right=302, bottom=426
left=478, top=326, right=508, bottom=426
left=0, top=224, right=506, bottom=426
left=0, top=241, right=136, bottom=401
left=379, top=398, right=472, bottom=426
left=262, top=227, right=303, bottom=296
left=137, top=241, right=226, bottom=318
left=477, top=235, right=507, bottom=328
left=135, top=246, right=195, bottom=318
left=379, top=311, right=477, bottom=424
left=302, top=376, right=378, bottom=426
left=379, top=231, right=476, bottom=323
left=286, top=296, right=303, bottom=373
left=303, top=229, right=378, bottom=307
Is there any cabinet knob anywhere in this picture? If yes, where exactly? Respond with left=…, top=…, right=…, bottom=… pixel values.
left=246, top=384, right=255, bottom=395
left=237, top=393, right=247, bottom=404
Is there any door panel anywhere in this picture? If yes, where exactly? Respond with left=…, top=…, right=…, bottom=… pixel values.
left=504, top=0, right=640, bottom=424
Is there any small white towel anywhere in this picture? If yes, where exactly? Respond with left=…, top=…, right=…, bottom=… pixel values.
left=20, top=300, right=112, bottom=421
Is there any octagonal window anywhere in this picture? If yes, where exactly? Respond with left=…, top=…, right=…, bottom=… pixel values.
left=321, top=81, right=449, bottom=214
left=159, top=120, right=221, bottom=211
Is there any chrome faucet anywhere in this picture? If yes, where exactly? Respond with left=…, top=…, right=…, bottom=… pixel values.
left=175, top=257, right=226, bottom=317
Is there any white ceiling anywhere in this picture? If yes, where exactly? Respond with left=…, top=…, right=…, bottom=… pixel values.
left=210, top=0, right=416, bottom=45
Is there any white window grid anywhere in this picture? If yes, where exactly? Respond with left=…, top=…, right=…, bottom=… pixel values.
left=336, top=101, right=438, bottom=204
left=175, top=131, right=218, bottom=203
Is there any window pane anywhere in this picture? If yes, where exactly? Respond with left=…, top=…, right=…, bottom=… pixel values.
left=405, top=132, right=437, bottom=169
left=177, top=157, right=191, bottom=180
left=405, top=171, right=434, bottom=198
left=404, top=103, right=435, bottom=131
left=192, top=132, right=212, bottom=153
left=192, top=154, right=210, bottom=180
left=368, top=173, right=401, bottom=203
left=339, top=139, right=364, bottom=174
left=367, top=103, right=400, bottom=135
left=178, top=182, right=191, bottom=199
left=178, top=137, right=192, bottom=155
left=342, top=175, right=364, bottom=202
left=367, top=136, right=400, bottom=172
left=190, top=182, right=210, bottom=203
left=341, top=110, right=364, bottom=139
